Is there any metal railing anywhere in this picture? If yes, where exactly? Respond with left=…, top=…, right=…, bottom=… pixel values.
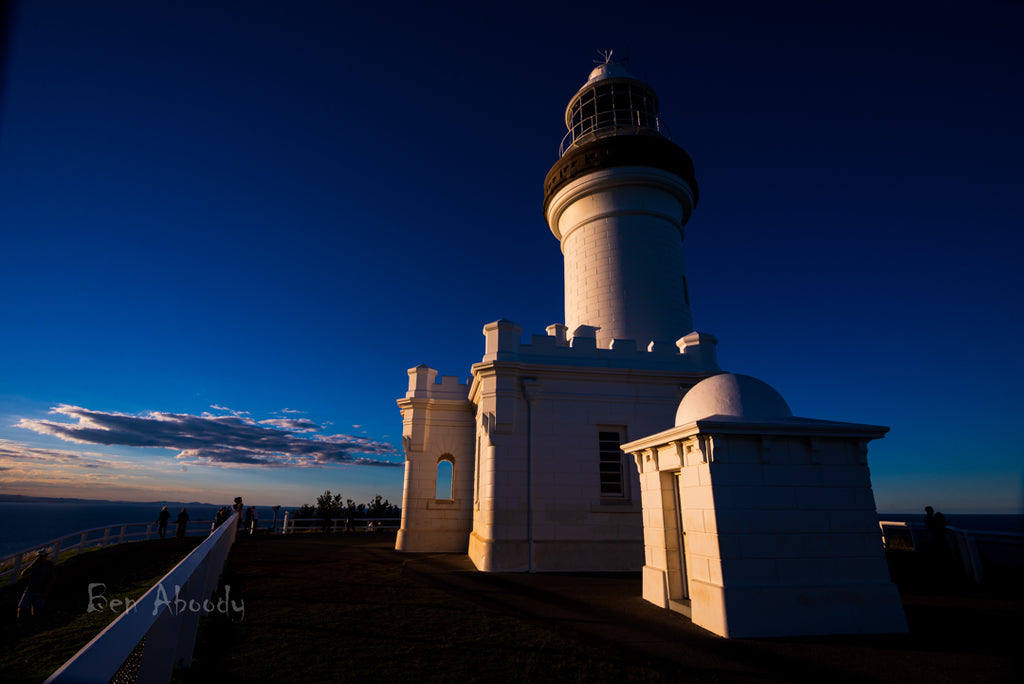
left=559, top=116, right=671, bottom=157
left=1, top=519, right=219, bottom=586
left=280, top=513, right=400, bottom=534
left=879, top=520, right=1024, bottom=583
left=44, top=512, right=238, bottom=683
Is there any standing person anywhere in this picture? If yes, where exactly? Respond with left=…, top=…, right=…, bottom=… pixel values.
left=175, top=508, right=190, bottom=539
left=214, top=506, right=229, bottom=529
left=17, top=550, right=56, bottom=627
left=156, top=506, right=171, bottom=539
left=243, top=506, right=253, bottom=533
left=924, top=505, right=948, bottom=549
left=232, top=497, right=244, bottom=527
left=250, top=507, right=259, bottom=533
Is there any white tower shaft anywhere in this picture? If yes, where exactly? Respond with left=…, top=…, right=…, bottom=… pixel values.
left=543, top=60, right=699, bottom=350
left=546, top=166, right=695, bottom=349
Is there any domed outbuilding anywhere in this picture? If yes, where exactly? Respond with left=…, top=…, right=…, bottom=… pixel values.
left=622, top=373, right=907, bottom=638
left=674, top=373, right=793, bottom=424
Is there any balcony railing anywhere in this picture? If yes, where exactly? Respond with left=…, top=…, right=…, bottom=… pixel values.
left=559, top=116, right=671, bottom=157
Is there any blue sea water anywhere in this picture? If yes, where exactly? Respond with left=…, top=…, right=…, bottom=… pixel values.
left=0, top=501, right=294, bottom=557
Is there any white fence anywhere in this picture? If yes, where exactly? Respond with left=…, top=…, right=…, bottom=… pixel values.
left=44, top=512, right=239, bottom=683
left=280, top=513, right=400, bottom=534
left=879, top=520, right=1024, bottom=583
left=1, top=519, right=221, bottom=587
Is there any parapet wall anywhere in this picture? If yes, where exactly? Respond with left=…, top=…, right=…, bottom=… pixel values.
left=480, top=319, right=719, bottom=372
left=405, top=364, right=471, bottom=400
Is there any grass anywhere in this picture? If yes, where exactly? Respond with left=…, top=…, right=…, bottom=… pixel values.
left=176, top=534, right=669, bottom=683
left=3, top=533, right=1016, bottom=683
left=0, top=537, right=202, bottom=683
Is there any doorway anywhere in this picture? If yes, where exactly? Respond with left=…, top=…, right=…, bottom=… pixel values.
left=671, top=472, right=690, bottom=604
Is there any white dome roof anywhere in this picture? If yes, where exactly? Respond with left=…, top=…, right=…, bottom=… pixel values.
left=676, top=374, right=792, bottom=425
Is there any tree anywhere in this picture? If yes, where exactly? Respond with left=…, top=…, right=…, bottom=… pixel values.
left=316, top=491, right=344, bottom=531
left=294, top=503, right=316, bottom=519
left=291, top=492, right=401, bottom=530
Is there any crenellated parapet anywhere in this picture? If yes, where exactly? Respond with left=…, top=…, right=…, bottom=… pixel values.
left=404, top=364, right=471, bottom=401
left=478, top=319, right=720, bottom=372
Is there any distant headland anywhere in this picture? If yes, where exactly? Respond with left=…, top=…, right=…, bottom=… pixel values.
left=0, top=494, right=219, bottom=507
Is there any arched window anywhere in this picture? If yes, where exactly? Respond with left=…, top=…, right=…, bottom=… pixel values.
left=435, top=455, right=454, bottom=501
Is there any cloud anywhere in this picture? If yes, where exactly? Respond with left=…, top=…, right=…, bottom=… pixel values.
left=209, top=404, right=250, bottom=416
left=258, top=418, right=319, bottom=432
left=0, top=439, right=109, bottom=469
left=15, top=405, right=402, bottom=469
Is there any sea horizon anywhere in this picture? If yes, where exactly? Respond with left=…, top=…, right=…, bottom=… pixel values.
left=1, top=495, right=1020, bottom=560
left=0, top=497, right=305, bottom=558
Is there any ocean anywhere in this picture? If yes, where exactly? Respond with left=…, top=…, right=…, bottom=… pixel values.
left=0, top=501, right=294, bottom=558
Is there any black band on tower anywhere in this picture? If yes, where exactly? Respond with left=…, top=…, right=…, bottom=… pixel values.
left=543, top=136, right=699, bottom=216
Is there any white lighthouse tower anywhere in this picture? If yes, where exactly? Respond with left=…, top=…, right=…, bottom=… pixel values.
left=544, top=56, right=699, bottom=350
left=395, top=54, right=905, bottom=639
left=396, top=55, right=720, bottom=571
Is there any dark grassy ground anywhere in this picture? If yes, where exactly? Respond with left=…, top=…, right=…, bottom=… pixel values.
left=0, top=537, right=202, bottom=683
left=3, top=534, right=1019, bottom=683
left=178, top=533, right=1019, bottom=684
left=177, top=533, right=668, bottom=683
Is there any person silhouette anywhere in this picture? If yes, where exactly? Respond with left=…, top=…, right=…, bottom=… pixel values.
left=156, top=506, right=170, bottom=539
left=175, top=508, right=190, bottom=539
left=17, top=550, right=56, bottom=627
left=924, top=505, right=948, bottom=549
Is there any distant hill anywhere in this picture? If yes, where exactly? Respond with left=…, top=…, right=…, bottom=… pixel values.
left=0, top=493, right=217, bottom=507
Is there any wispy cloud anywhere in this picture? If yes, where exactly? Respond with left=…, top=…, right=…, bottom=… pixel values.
left=0, top=439, right=110, bottom=469
left=15, top=405, right=401, bottom=469
left=209, top=405, right=250, bottom=417
left=258, top=418, right=319, bottom=432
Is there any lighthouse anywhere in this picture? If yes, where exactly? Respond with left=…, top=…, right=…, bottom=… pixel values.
left=544, top=56, right=699, bottom=350
left=394, top=54, right=905, bottom=639
left=395, top=56, right=720, bottom=571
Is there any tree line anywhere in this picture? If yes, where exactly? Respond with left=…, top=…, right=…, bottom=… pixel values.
left=291, top=491, right=400, bottom=523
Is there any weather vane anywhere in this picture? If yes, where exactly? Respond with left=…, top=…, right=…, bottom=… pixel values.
left=595, top=49, right=614, bottom=65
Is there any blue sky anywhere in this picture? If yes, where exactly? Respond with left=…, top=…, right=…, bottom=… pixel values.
left=1, top=1, right=1021, bottom=512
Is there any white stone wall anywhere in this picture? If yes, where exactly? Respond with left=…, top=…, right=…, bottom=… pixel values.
left=627, top=424, right=908, bottom=638
left=467, top=320, right=719, bottom=572
left=395, top=366, right=476, bottom=553
left=546, top=167, right=696, bottom=349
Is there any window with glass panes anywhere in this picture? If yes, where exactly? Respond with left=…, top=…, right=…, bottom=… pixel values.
left=598, top=429, right=626, bottom=498
left=568, top=82, right=656, bottom=144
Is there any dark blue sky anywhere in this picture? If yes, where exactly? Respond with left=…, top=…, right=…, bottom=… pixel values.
left=1, top=1, right=1021, bottom=511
